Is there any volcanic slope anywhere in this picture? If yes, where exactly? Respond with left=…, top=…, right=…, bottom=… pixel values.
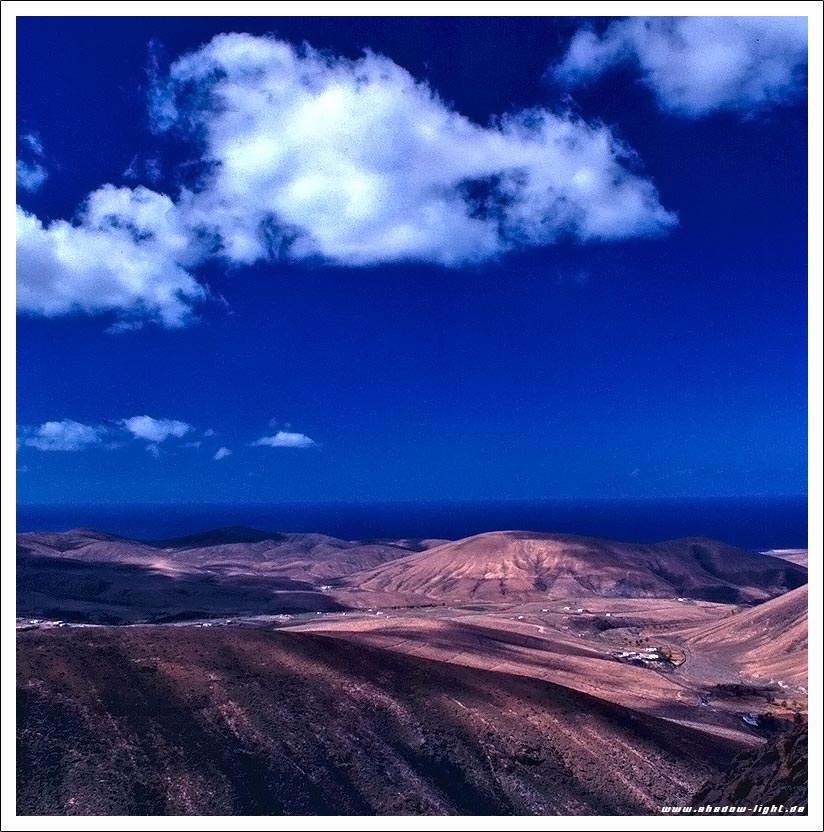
left=347, top=531, right=806, bottom=604
left=17, top=527, right=430, bottom=581
left=684, top=585, right=808, bottom=689
left=762, top=549, right=809, bottom=568
left=692, top=724, right=807, bottom=811
left=17, top=528, right=168, bottom=569
left=17, top=625, right=746, bottom=816
left=16, top=528, right=444, bottom=623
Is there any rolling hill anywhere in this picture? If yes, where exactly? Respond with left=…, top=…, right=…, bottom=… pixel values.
left=684, top=585, right=808, bottom=689
left=15, top=527, right=440, bottom=622
left=346, top=531, right=806, bottom=604
left=16, top=625, right=746, bottom=815
left=17, top=527, right=423, bottom=582
left=17, top=527, right=807, bottom=622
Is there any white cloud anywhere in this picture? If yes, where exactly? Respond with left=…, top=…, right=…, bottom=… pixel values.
left=554, top=17, right=808, bottom=117
left=22, top=132, right=45, bottom=157
left=252, top=430, right=317, bottom=449
left=17, top=34, right=677, bottom=328
left=18, top=133, right=48, bottom=191
left=184, top=440, right=202, bottom=449
left=124, top=155, right=162, bottom=184
left=21, top=420, right=104, bottom=452
left=145, top=443, right=161, bottom=459
left=202, top=428, right=216, bottom=437
left=213, top=446, right=232, bottom=460
left=105, top=319, right=145, bottom=335
left=122, top=415, right=191, bottom=442
left=16, top=186, right=207, bottom=328
left=17, top=160, right=48, bottom=192
left=152, top=33, right=675, bottom=268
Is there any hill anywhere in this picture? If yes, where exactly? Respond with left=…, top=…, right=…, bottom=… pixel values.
left=17, top=625, right=745, bottom=815
left=17, top=527, right=806, bottom=622
left=17, top=527, right=420, bottom=582
left=16, top=527, right=434, bottom=622
left=346, top=531, right=806, bottom=604
left=692, top=724, right=807, bottom=812
left=762, top=549, right=808, bottom=568
left=684, top=585, right=808, bottom=689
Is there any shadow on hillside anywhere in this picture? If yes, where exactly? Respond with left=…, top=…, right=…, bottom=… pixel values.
left=16, top=553, right=348, bottom=624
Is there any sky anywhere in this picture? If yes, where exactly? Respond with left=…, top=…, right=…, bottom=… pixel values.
left=14, top=14, right=810, bottom=505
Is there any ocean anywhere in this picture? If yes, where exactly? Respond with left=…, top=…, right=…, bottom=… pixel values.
left=16, top=496, right=808, bottom=552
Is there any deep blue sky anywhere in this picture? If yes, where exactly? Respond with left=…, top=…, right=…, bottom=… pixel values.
left=16, top=16, right=808, bottom=505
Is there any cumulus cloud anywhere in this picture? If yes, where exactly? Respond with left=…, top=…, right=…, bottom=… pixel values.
left=151, top=33, right=675, bottom=268
left=554, top=17, right=808, bottom=117
left=213, top=446, right=232, bottom=460
left=252, top=430, right=317, bottom=449
left=121, top=415, right=192, bottom=442
left=20, top=420, right=105, bottom=452
left=16, top=186, right=207, bottom=328
left=17, top=160, right=48, bottom=192
left=17, top=34, right=677, bottom=328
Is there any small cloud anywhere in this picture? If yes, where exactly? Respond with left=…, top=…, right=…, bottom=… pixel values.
left=553, top=17, right=808, bottom=118
left=105, top=319, right=145, bottom=335
left=22, top=132, right=45, bottom=157
left=16, top=160, right=48, bottom=192
left=146, top=443, right=161, bottom=459
left=20, top=419, right=105, bottom=452
left=123, top=155, right=162, bottom=184
left=123, top=155, right=139, bottom=180
left=202, top=428, right=216, bottom=437
left=147, top=38, right=177, bottom=134
left=184, top=440, right=202, bottom=449
left=213, top=446, right=232, bottom=460
left=629, top=468, right=640, bottom=478
left=122, top=415, right=191, bottom=442
left=17, top=464, right=30, bottom=474
left=144, top=158, right=162, bottom=183
left=252, top=431, right=317, bottom=449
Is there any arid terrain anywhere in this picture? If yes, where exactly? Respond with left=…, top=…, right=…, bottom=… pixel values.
left=16, top=527, right=808, bottom=815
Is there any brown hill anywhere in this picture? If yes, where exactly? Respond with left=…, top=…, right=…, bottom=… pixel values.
left=15, top=528, right=433, bottom=623
left=17, top=527, right=418, bottom=581
left=17, top=625, right=746, bottom=816
left=762, top=549, right=808, bottom=568
left=16, top=553, right=346, bottom=624
left=17, top=528, right=167, bottom=568
left=347, top=531, right=806, bottom=604
left=685, top=586, right=808, bottom=689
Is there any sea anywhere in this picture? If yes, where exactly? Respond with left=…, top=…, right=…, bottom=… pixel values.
left=16, top=496, right=808, bottom=552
